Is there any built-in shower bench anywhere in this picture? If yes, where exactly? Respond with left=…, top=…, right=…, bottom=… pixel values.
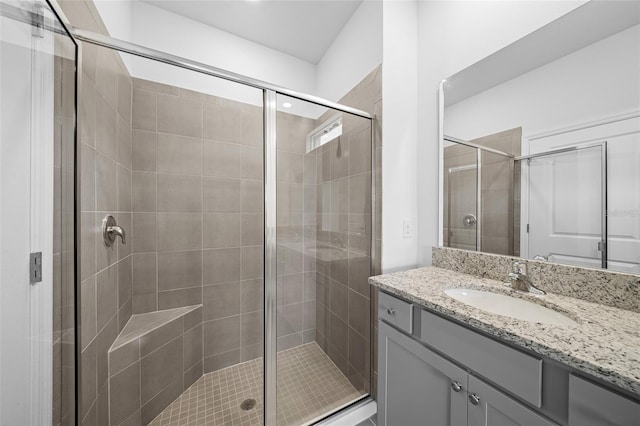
left=107, top=305, right=203, bottom=426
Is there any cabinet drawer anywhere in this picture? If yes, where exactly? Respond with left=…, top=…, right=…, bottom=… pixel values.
left=420, top=309, right=542, bottom=407
left=569, top=375, right=640, bottom=425
left=379, top=291, right=413, bottom=334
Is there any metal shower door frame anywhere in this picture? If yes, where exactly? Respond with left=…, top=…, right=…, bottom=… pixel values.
left=39, top=0, right=377, bottom=422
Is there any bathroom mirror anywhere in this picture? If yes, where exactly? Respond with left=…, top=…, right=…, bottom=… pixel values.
left=438, top=1, right=640, bottom=274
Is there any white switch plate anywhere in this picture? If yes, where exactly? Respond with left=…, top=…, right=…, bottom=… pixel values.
left=403, top=219, right=412, bottom=238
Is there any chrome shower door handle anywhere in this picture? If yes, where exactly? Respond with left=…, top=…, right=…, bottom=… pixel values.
left=463, top=214, right=477, bottom=227
left=103, top=215, right=126, bottom=246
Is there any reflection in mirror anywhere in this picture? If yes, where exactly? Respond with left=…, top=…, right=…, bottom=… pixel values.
left=443, top=141, right=479, bottom=251
left=443, top=129, right=520, bottom=256
left=439, top=1, right=640, bottom=273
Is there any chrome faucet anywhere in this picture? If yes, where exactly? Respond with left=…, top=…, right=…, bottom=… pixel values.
left=507, top=260, right=546, bottom=295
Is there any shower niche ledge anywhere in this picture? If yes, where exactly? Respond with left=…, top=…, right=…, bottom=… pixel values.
left=107, top=305, right=204, bottom=425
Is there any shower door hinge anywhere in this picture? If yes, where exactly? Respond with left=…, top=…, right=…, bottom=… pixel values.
left=32, top=3, right=44, bottom=38
left=597, top=241, right=607, bottom=252
left=526, top=224, right=530, bottom=233
left=30, top=252, right=43, bottom=284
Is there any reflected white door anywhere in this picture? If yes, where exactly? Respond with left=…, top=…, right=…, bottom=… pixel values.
left=527, top=146, right=603, bottom=269
left=526, top=116, right=640, bottom=273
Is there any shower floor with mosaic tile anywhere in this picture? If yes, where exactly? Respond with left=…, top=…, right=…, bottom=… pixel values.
left=149, top=343, right=363, bottom=426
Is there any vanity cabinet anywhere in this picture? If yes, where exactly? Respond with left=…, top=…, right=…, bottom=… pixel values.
left=378, top=321, right=553, bottom=426
left=377, top=290, right=640, bottom=426
left=378, top=321, right=468, bottom=426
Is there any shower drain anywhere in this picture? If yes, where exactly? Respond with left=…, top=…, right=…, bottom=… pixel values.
left=240, top=399, right=257, bottom=411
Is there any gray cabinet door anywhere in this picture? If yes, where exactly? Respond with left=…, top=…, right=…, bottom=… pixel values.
left=467, top=375, right=557, bottom=426
left=568, top=374, right=640, bottom=426
left=378, top=321, right=467, bottom=426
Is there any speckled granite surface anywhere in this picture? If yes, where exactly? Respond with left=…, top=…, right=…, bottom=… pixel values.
left=432, top=247, right=640, bottom=313
left=369, top=266, right=640, bottom=396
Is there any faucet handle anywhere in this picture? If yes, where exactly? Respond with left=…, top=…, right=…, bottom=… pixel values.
left=102, top=215, right=126, bottom=246
left=512, top=260, right=527, bottom=274
left=505, top=271, right=519, bottom=287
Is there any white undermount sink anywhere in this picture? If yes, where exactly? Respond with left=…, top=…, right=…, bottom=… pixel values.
left=444, top=288, right=578, bottom=326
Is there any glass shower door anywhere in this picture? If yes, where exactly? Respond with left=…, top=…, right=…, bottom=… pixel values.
left=79, top=46, right=266, bottom=425
left=273, top=94, right=372, bottom=425
left=443, top=143, right=479, bottom=251
left=0, top=1, right=76, bottom=424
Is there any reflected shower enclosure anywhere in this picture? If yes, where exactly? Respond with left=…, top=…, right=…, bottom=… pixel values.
left=443, top=129, right=520, bottom=256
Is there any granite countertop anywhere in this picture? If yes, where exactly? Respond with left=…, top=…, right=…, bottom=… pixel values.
left=369, top=266, right=640, bottom=396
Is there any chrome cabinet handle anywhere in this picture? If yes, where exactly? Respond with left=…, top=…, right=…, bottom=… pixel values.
left=386, top=308, right=395, bottom=315
left=468, top=393, right=480, bottom=406
left=450, top=381, right=462, bottom=392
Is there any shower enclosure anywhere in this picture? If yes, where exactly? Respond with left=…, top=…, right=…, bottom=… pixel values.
left=84, top=42, right=374, bottom=425
left=0, top=0, right=375, bottom=424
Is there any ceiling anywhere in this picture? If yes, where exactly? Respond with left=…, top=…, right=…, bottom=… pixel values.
left=141, top=0, right=363, bottom=64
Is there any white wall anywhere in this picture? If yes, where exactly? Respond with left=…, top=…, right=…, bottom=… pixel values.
left=129, top=1, right=318, bottom=92
left=95, top=0, right=383, bottom=118
left=416, top=0, right=587, bottom=266
left=93, top=0, right=131, bottom=42
left=445, top=24, right=640, bottom=142
left=381, top=0, right=418, bottom=272
left=95, top=0, right=317, bottom=110
left=316, top=0, right=383, bottom=102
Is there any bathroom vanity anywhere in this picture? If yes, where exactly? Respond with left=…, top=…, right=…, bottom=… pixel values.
left=371, top=266, right=640, bottom=426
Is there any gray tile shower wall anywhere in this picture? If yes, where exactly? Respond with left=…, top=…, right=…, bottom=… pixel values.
left=130, top=78, right=265, bottom=373
left=432, top=246, right=640, bottom=313
left=312, top=65, right=382, bottom=395
left=79, top=46, right=134, bottom=426
left=130, top=78, right=321, bottom=373
left=476, top=128, right=521, bottom=256
left=59, top=1, right=134, bottom=424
